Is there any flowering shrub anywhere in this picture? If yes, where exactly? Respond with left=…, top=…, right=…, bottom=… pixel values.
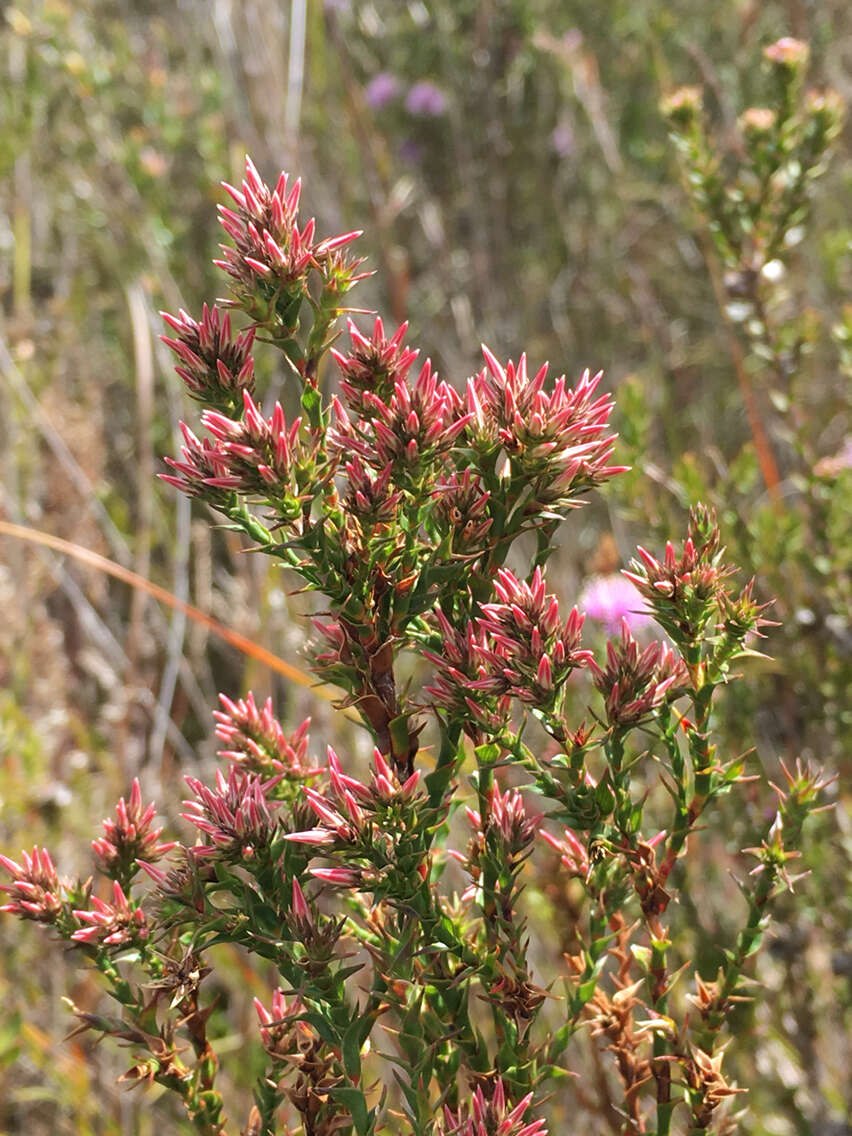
left=0, top=152, right=832, bottom=1136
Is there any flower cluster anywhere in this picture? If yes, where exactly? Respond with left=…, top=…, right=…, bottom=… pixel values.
left=214, top=156, right=362, bottom=320
left=253, top=985, right=344, bottom=1132
left=763, top=36, right=809, bottom=70
left=0, top=846, right=64, bottom=924
left=214, top=693, right=313, bottom=782
left=342, top=457, right=402, bottom=525
left=432, top=469, right=493, bottom=554
left=253, top=986, right=309, bottom=1060
left=479, top=567, right=591, bottom=705
left=162, top=390, right=317, bottom=513
left=160, top=303, right=256, bottom=411
left=201, top=394, right=308, bottom=498
left=425, top=569, right=592, bottom=728
left=587, top=620, right=689, bottom=725
left=283, top=746, right=422, bottom=889
left=71, top=881, right=148, bottom=947
left=92, top=779, right=177, bottom=882
left=329, top=317, right=478, bottom=487
left=333, top=316, right=420, bottom=416
left=331, top=356, right=471, bottom=482
left=182, top=766, right=283, bottom=860
left=466, top=349, right=626, bottom=510
left=159, top=421, right=235, bottom=503
left=437, top=1078, right=548, bottom=1136
left=466, top=785, right=539, bottom=862
left=623, top=506, right=731, bottom=645
left=659, top=85, right=703, bottom=127
left=539, top=825, right=590, bottom=879
left=717, top=579, right=776, bottom=646
left=289, top=746, right=421, bottom=840
left=425, top=568, right=592, bottom=727
left=423, top=608, right=513, bottom=736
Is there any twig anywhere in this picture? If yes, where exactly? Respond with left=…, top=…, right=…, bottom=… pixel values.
left=696, top=231, right=782, bottom=501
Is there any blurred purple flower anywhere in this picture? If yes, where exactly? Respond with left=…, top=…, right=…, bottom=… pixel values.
left=365, top=72, right=400, bottom=110
left=551, top=119, right=575, bottom=157
left=580, top=573, right=652, bottom=633
left=406, top=81, right=448, bottom=116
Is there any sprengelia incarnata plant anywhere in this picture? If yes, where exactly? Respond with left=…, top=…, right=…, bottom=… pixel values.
left=2, top=72, right=835, bottom=1135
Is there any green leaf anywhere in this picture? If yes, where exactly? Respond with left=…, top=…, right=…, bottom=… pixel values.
left=576, top=975, right=600, bottom=1005
left=342, top=1017, right=364, bottom=1080
left=296, top=1011, right=338, bottom=1048
left=330, top=1086, right=371, bottom=1135
left=300, top=383, right=323, bottom=430
left=389, top=714, right=413, bottom=760
left=595, top=781, right=615, bottom=814
left=425, top=728, right=463, bottom=807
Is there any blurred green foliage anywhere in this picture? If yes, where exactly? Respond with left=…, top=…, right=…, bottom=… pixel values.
left=0, top=0, right=849, bottom=1133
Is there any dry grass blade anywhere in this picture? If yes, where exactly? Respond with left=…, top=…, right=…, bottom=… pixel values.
left=0, top=520, right=337, bottom=703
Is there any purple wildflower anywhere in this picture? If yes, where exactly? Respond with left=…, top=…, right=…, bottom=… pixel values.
left=399, top=140, right=424, bottom=164
left=364, top=72, right=400, bottom=110
left=405, top=81, right=448, bottom=117
left=814, top=437, right=852, bottom=478
left=579, top=573, right=652, bottom=634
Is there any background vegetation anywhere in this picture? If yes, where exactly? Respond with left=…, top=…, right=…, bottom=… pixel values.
left=0, top=1, right=849, bottom=1133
